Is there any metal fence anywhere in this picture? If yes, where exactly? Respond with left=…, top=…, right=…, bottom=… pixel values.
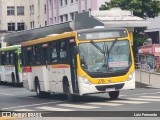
left=135, top=63, right=160, bottom=88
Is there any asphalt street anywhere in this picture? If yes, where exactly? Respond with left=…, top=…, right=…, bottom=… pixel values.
left=0, top=83, right=160, bottom=120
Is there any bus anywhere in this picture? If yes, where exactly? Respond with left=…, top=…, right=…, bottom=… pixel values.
left=21, top=28, right=135, bottom=101
left=0, top=45, right=22, bottom=85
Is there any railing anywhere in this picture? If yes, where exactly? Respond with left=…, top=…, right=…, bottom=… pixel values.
left=135, top=63, right=160, bottom=88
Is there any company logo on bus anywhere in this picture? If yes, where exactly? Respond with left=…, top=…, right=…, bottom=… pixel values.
left=108, top=79, right=112, bottom=83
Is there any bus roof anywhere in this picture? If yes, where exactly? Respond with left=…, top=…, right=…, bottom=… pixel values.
left=0, top=45, right=21, bottom=52
left=21, top=31, right=76, bottom=47
left=76, top=28, right=127, bottom=34
left=21, top=28, right=128, bottom=47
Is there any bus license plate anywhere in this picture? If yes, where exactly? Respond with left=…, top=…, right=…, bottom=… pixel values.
left=105, top=88, right=115, bottom=92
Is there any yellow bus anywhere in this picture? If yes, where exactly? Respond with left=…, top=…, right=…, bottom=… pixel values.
left=21, top=28, right=135, bottom=101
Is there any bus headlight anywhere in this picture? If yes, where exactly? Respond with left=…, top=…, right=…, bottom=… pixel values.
left=81, top=76, right=92, bottom=85
left=127, top=71, right=135, bottom=81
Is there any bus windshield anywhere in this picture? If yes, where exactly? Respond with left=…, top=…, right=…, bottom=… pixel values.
left=79, top=40, right=132, bottom=74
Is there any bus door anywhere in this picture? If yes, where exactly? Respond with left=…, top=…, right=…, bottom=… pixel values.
left=42, top=43, right=50, bottom=91
left=69, top=38, right=79, bottom=94
left=0, top=52, right=5, bottom=81
left=14, top=51, right=19, bottom=82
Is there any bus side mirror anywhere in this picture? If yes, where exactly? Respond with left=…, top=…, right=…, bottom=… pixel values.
left=74, top=46, right=79, bottom=56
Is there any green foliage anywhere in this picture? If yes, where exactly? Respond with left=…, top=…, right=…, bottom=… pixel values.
left=100, top=0, right=160, bottom=18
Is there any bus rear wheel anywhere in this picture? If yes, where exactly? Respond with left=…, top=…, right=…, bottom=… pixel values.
left=108, top=91, right=119, bottom=99
left=35, top=81, right=50, bottom=98
left=11, top=73, right=17, bottom=87
left=66, top=82, right=74, bottom=102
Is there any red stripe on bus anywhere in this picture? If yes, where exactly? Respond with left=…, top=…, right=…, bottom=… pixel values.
left=22, top=67, right=32, bottom=72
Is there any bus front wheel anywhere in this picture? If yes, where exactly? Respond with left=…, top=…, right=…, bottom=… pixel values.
left=108, top=91, right=119, bottom=99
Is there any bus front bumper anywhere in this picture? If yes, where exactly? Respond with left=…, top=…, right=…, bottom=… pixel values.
left=78, top=76, right=135, bottom=96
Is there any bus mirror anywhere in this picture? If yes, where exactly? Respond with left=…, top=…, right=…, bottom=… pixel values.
left=74, top=46, right=79, bottom=55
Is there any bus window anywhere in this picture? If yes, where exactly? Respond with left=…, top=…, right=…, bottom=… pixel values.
left=49, top=42, right=58, bottom=63
left=42, top=43, right=49, bottom=65
left=10, top=51, right=14, bottom=65
left=59, top=41, right=67, bottom=61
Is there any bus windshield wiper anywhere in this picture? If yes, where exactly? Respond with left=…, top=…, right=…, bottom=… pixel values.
left=90, top=40, right=104, bottom=54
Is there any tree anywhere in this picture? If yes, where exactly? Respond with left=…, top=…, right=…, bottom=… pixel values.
left=99, top=0, right=160, bottom=55
left=100, top=0, right=160, bottom=18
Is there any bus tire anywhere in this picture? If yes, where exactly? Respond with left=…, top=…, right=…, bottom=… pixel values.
left=35, top=80, right=50, bottom=98
left=108, top=91, right=119, bottom=99
left=11, top=73, right=17, bottom=87
left=35, top=81, right=43, bottom=98
left=66, top=82, right=74, bottom=102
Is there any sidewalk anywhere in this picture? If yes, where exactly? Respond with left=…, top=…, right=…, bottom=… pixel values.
left=136, top=70, right=160, bottom=89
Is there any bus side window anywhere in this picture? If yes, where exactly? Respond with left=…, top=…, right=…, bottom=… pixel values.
left=59, top=41, right=67, bottom=61
left=10, top=51, right=14, bottom=65
left=1, top=52, right=5, bottom=65
left=49, top=42, right=58, bottom=63
left=6, top=52, right=10, bottom=65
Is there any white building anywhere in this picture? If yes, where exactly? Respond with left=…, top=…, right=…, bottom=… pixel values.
left=0, top=0, right=47, bottom=47
left=0, top=0, right=47, bottom=32
left=46, top=0, right=108, bottom=25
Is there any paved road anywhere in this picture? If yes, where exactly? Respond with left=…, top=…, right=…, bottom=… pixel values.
left=0, top=84, right=160, bottom=119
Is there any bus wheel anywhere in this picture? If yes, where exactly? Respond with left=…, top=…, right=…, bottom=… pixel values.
left=108, top=91, right=119, bottom=99
left=11, top=73, right=17, bottom=87
left=66, top=82, right=74, bottom=102
left=35, top=81, right=42, bottom=98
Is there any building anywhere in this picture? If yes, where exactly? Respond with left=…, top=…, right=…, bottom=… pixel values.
left=0, top=0, right=47, bottom=47
left=145, top=16, right=160, bottom=44
left=46, top=0, right=108, bottom=25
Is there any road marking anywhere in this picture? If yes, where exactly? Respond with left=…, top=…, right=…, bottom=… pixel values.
left=127, top=98, right=160, bottom=102
left=36, top=106, right=74, bottom=111
left=86, top=102, right=123, bottom=106
left=14, top=109, right=34, bottom=111
left=2, top=101, right=62, bottom=110
left=109, top=100, right=149, bottom=104
left=0, top=93, right=15, bottom=96
left=128, top=92, right=160, bottom=96
left=58, top=104, right=99, bottom=109
left=140, top=96, right=160, bottom=99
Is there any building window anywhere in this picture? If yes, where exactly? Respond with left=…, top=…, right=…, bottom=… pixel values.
left=17, top=6, right=24, bottom=15
left=71, top=0, right=73, bottom=3
left=30, top=22, right=32, bottom=28
left=44, top=4, right=46, bottom=14
left=70, top=13, right=74, bottom=20
left=50, top=18, right=53, bottom=24
left=65, top=0, right=68, bottom=5
left=7, top=6, right=15, bottom=15
left=53, top=0, right=56, bottom=8
left=45, top=21, right=47, bottom=26
left=70, top=12, right=78, bottom=20
left=8, top=23, right=15, bottom=31
left=60, top=16, right=63, bottom=23
left=64, top=14, right=68, bottom=22
left=32, top=21, right=34, bottom=28
left=54, top=17, right=57, bottom=23
left=60, top=0, right=63, bottom=6
left=17, top=22, right=25, bottom=31
left=30, top=5, right=34, bottom=14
